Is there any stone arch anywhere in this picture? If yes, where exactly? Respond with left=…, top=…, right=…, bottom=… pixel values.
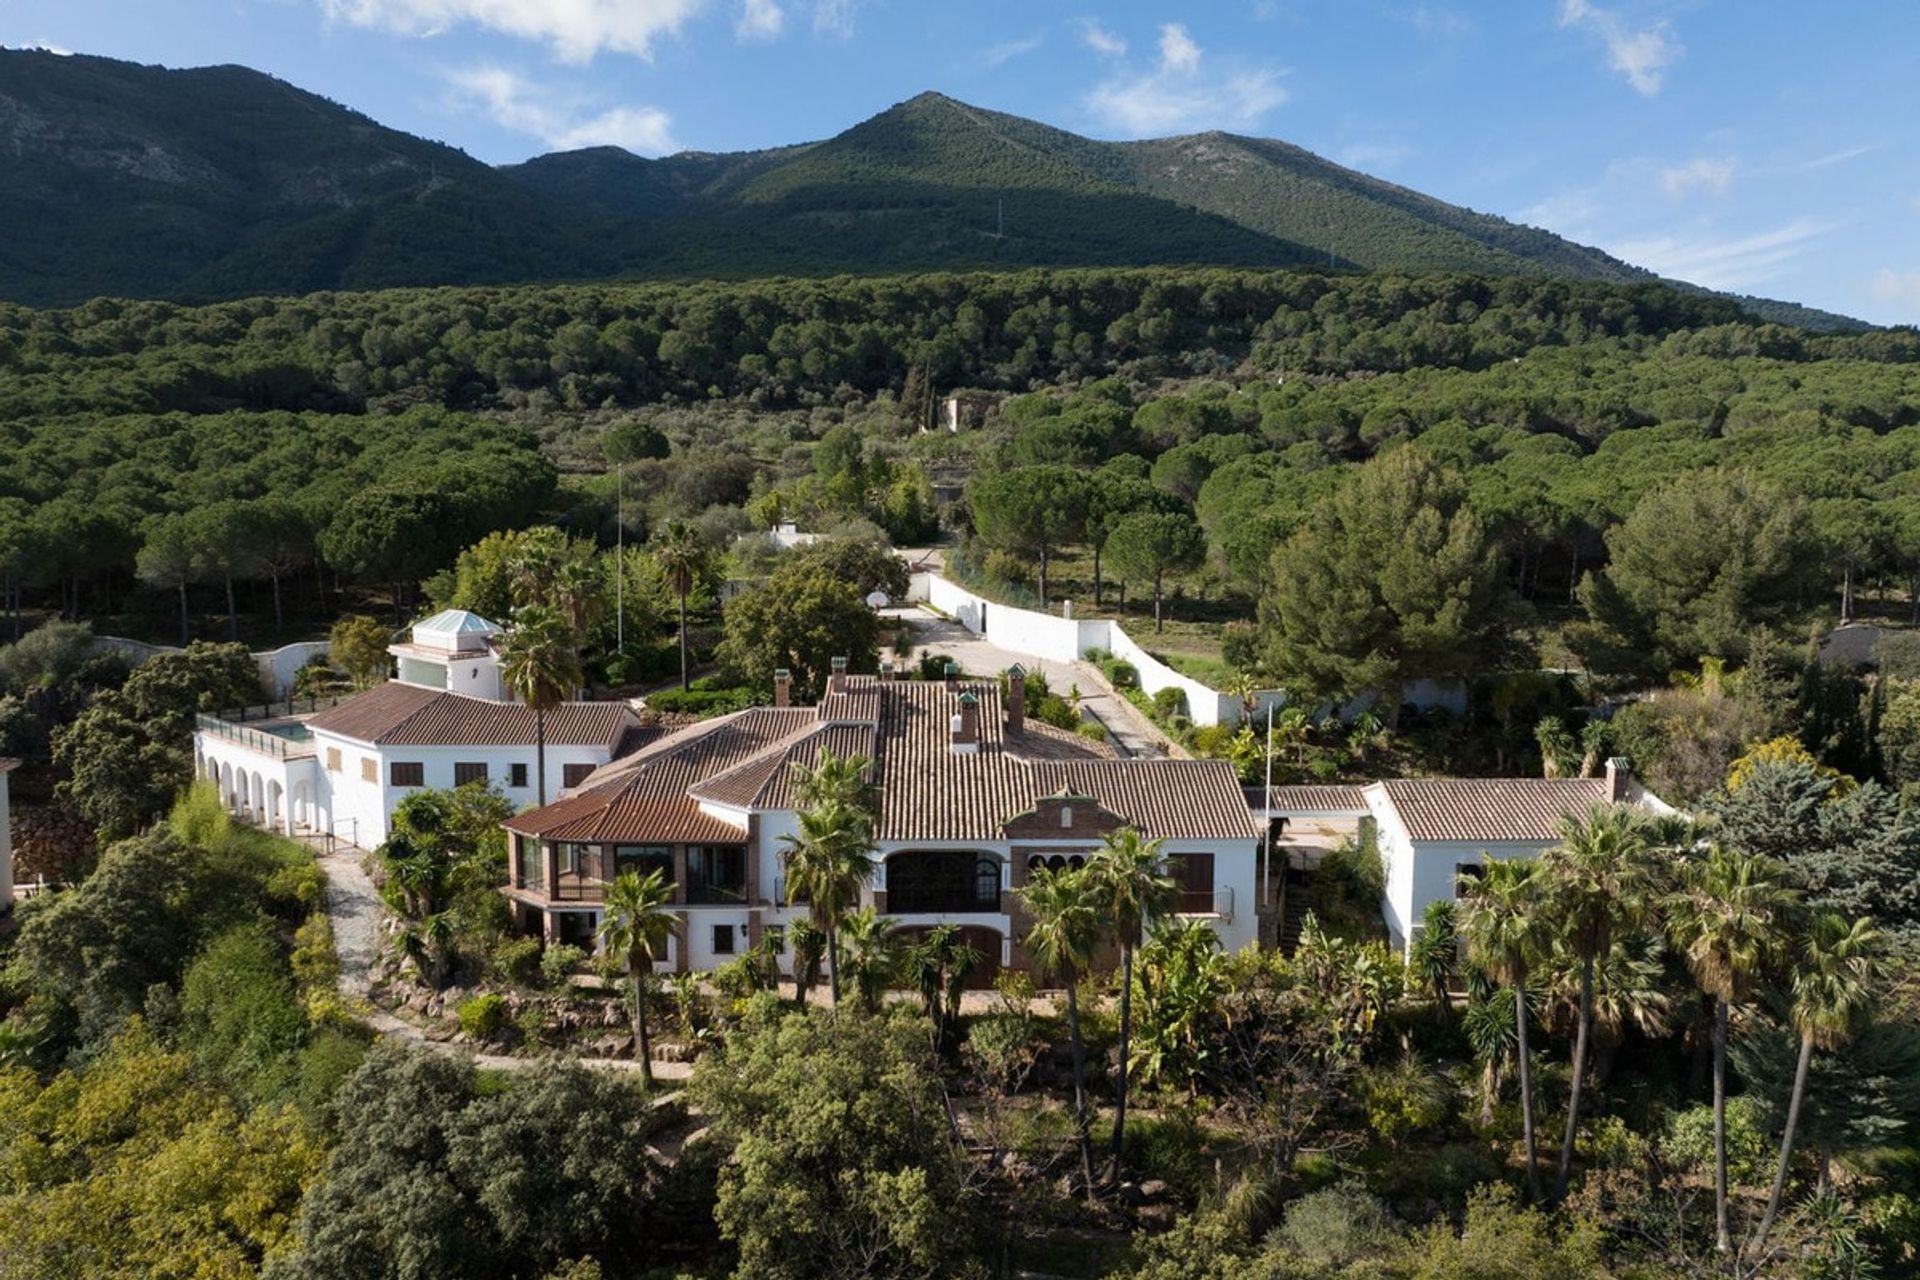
left=219, top=761, right=236, bottom=813
left=291, top=779, right=313, bottom=832
left=267, top=780, right=285, bottom=834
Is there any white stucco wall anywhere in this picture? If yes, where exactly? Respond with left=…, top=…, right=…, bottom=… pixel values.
left=1368, top=780, right=1554, bottom=955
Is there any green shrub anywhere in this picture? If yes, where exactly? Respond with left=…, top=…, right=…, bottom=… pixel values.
left=180, top=921, right=307, bottom=1105
left=1152, top=686, right=1189, bottom=720
left=290, top=913, right=340, bottom=993
left=1123, top=1110, right=1218, bottom=1204
left=540, top=942, right=588, bottom=986
left=1268, top=1182, right=1404, bottom=1271
left=964, top=1012, right=1042, bottom=1093
left=458, top=993, right=509, bottom=1040
left=491, top=937, right=543, bottom=986
left=1361, top=1055, right=1453, bottom=1146
left=1662, top=1096, right=1771, bottom=1181
left=645, top=682, right=761, bottom=717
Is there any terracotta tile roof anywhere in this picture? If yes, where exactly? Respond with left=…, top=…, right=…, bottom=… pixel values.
left=1251, top=785, right=1370, bottom=812
left=1374, top=778, right=1610, bottom=843
left=305, top=682, right=635, bottom=749
left=505, top=676, right=1257, bottom=846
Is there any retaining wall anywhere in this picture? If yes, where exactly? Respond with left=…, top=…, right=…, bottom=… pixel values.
left=94, top=636, right=333, bottom=698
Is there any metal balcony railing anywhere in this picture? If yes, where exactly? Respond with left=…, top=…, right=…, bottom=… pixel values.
left=1174, top=887, right=1234, bottom=921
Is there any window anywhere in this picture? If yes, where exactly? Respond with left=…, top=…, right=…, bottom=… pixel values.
left=389, top=761, right=424, bottom=787
left=326, top=748, right=342, bottom=773
left=509, top=762, right=528, bottom=788
left=712, top=924, right=736, bottom=956
left=557, top=842, right=587, bottom=876
left=514, top=835, right=543, bottom=890
left=614, top=844, right=674, bottom=885
left=562, top=763, right=594, bottom=789
left=886, top=850, right=1000, bottom=912
left=361, top=757, right=376, bottom=783
left=1166, top=853, right=1216, bottom=914
left=687, top=844, right=747, bottom=904
left=975, top=858, right=1001, bottom=907
left=454, top=761, right=487, bottom=786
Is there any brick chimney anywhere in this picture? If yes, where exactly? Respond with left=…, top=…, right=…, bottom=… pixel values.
left=943, top=660, right=959, bottom=690
left=1005, top=664, right=1026, bottom=735
left=829, top=655, right=848, bottom=695
left=1605, top=757, right=1632, bottom=803
left=773, top=668, right=791, bottom=708
left=951, top=690, right=980, bottom=754
left=880, top=659, right=893, bottom=681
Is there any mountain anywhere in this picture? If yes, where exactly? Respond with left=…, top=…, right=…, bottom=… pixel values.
left=0, top=54, right=1868, bottom=330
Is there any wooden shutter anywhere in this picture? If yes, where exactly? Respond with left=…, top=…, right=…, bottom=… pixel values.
left=1172, top=853, right=1214, bottom=913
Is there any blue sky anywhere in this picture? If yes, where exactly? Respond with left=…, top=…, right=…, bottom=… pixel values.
left=7, top=1, right=1918, bottom=324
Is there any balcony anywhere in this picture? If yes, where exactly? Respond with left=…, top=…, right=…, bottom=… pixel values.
left=195, top=694, right=353, bottom=761
left=1174, top=887, right=1234, bottom=921
left=885, top=851, right=1003, bottom=915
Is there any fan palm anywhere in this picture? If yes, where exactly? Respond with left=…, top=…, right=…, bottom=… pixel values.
left=1019, top=863, right=1104, bottom=1201
left=788, top=746, right=878, bottom=817
left=905, top=923, right=982, bottom=1052
left=651, top=519, right=710, bottom=691
left=1751, top=913, right=1880, bottom=1251
left=1538, top=804, right=1659, bottom=1198
left=780, top=800, right=876, bottom=1007
left=1666, top=844, right=1794, bottom=1252
left=500, top=603, right=583, bottom=808
left=1085, top=826, right=1174, bottom=1180
left=838, top=906, right=901, bottom=1013
left=597, top=868, right=679, bottom=1089
left=1459, top=857, right=1548, bottom=1201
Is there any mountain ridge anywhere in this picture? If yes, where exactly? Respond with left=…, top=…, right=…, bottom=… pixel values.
left=0, top=54, right=1868, bottom=330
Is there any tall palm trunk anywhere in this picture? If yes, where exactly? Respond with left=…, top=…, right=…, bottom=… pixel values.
left=1092, top=546, right=1104, bottom=604
left=1557, top=954, right=1595, bottom=1198
left=269, top=570, right=283, bottom=635
left=677, top=587, right=690, bottom=690
left=1712, top=995, right=1732, bottom=1253
left=1038, top=546, right=1050, bottom=607
left=631, top=957, right=655, bottom=1089
left=1753, top=1031, right=1815, bottom=1250
left=178, top=581, right=190, bottom=646
left=827, top=928, right=842, bottom=1007
left=224, top=571, right=238, bottom=639
left=535, top=707, right=547, bottom=807
left=1110, top=944, right=1135, bottom=1180
left=1152, top=574, right=1164, bottom=632
left=1063, top=968, right=1096, bottom=1201
left=1514, top=958, right=1542, bottom=1203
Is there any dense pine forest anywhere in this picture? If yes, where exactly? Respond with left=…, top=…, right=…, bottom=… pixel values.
left=4, top=264, right=1920, bottom=1279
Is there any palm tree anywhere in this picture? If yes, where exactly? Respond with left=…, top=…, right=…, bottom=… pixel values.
left=1538, top=804, right=1658, bottom=1198
left=838, top=906, right=900, bottom=1013
left=1459, top=858, right=1548, bottom=1201
left=1666, top=844, right=1793, bottom=1253
left=780, top=800, right=876, bottom=1006
left=499, top=604, right=582, bottom=808
left=788, top=746, right=879, bottom=817
left=1018, top=863, right=1104, bottom=1201
left=789, top=918, right=826, bottom=1008
left=1751, top=912, right=1880, bottom=1252
left=597, top=868, right=679, bottom=1089
left=651, top=519, right=710, bottom=691
left=1085, top=826, right=1174, bottom=1181
left=905, top=923, right=981, bottom=1053
left=1409, top=898, right=1461, bottom=1023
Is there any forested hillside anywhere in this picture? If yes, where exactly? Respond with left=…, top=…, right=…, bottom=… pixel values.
left=0, top=52, right=1864, bottom=330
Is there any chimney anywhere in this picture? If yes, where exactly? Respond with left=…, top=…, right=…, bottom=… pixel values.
left=880, top=659, right=894, bottom=681
left=1005, top=664, right=1026, bottom=735
left=943, top=660, right=959, bottom=690
left=829, top=655, right=848, bottom=695
left=773, top=668, right=791, bottom=708
left=1604, top=757, right=1632, bottom=804
left=950, top=691, right=980, bottom=754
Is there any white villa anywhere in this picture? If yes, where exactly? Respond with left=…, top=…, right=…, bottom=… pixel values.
left=1252, top=759, right=1671, bottom=956
left=500, top=663, right=1261, bottom=975
left=192, top=611, right=639, bottom=849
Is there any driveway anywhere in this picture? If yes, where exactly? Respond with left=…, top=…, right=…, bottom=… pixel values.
left=886, top=608, right=1169, bottom=758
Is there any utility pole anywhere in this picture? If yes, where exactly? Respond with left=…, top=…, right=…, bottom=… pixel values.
left=1262, top=700, right=1275, bottom=909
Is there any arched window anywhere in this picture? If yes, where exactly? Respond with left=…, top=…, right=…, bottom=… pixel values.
left=974, top=858, right=1000, bottom=907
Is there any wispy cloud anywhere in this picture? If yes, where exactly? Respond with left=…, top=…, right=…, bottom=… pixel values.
left=1083, top=22, right=1287, bottom=136
left=1613, top=217, right=1837, bottom=289
left=981, top=31, right=1044, bottom=69
left=1338, top=139, right=1413, bottom=172
left=736, top=0, right=784, bottom=41
left=1078, top=17, right=1126, bottom=57
left=1871, top=269, right=1920, bottom=315
left=1555, top=0, right=1680, bottom=96
left=1659, top=156, right=1735, bottom=199
left=1799, top=142, right=1879, bottom=171
left=812, top=0, right=859, bottom=38
left=319, top=0, right=702, bottom=62
left=443, top=64, right=677, bottom=153
left=1399, top=5, right=1472, bottom=38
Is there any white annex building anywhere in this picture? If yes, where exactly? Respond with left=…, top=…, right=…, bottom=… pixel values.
left=1251, top=760, right=1671, bottom=955
left=192, top=611, right=638, bottom=849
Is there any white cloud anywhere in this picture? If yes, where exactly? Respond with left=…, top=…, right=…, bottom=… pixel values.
left=1871, top=269, right=1920, bottom=312
left=1659, top=156, right=1735, bottom=199
left=736, top=0, right=783, bottom=41
left=1157, top=23, right=1200, bottom=73
left=320, top=0, right=702, bottom=62
left=1401, top=5, right=1472, bottom=38
left=981, top=32, right=1044, bottom=68
left=443, top=64, right=677, bottom=153
left=1083, top=22, right=1287, bottom=136
left=1556, top=0, right=1679, bottom=96
left=1519, top=188, right=1601, bottom=233
left=812, top=0, right=858, bottom=38
left=1613, top=217, right=1836, bottom=290
left=1799, top=142, right=1878, bottom=171
left=1078, top=18, right=1126, bottom=57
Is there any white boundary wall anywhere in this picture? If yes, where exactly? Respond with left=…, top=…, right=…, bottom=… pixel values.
left=915, top=572, right=1272, bottom=728
left=95, top=636, right=334, bottom=698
